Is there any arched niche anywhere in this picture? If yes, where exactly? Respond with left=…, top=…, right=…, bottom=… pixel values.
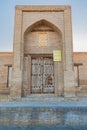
left=22, top=19, right=64, bottom=96
left=24, top=19, right=63, bottom=54
left=24, top=19, right=62, bottom=36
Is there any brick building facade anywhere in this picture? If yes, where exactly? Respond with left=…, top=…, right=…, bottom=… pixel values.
left=0, top=6, right=86, bottom=100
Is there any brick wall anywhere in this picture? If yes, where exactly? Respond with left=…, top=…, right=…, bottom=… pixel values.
left=0, top=52, right=87, bottom=95
left=0, top=52, right=12, bottom=94
left=73, top=52, right=87, bottom=89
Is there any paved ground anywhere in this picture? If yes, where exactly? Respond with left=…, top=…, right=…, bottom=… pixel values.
left=0, top=126, right=87, bottom=130
left=0, top=97, right=87, bottom=108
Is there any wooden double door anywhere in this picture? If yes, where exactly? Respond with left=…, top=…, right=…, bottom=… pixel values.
left=31, top=56, right=54, bottom=93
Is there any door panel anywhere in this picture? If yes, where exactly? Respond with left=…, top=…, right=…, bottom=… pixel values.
left=31, top=58, right=43, bottom=93
left=31, top=57, right=54, bottom=93
left=43, top=58, right=54, bottom=93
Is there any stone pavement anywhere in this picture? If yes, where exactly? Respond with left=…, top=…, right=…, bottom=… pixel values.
left=0, top=97, right=87, bottom=127
left=0, top=97, right=87, bottom=108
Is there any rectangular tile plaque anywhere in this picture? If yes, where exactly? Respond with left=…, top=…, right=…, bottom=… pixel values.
left=53, top=50, right=62, bottom=61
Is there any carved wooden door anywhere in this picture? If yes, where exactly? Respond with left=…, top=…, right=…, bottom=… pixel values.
left=31, top=57, right=54, bottom=93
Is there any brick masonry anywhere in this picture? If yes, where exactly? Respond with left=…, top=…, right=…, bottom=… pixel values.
left=0, top=52, right=87, bottom=96
left=0, top=6, right=86, bottom=100
left=0, top=52, right=12, bottom=95
left=73, top=52, right=87, bottom=91
left=10, top=5, right=75, bottom=99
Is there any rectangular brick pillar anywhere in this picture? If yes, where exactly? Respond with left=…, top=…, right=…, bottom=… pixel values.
left=10, top=8, right=23, bottom=99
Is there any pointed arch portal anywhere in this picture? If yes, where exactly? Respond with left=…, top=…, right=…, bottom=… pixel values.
left=22, top=19, right=63, bottom=95
left=11, top=6, right=75, bottom=99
